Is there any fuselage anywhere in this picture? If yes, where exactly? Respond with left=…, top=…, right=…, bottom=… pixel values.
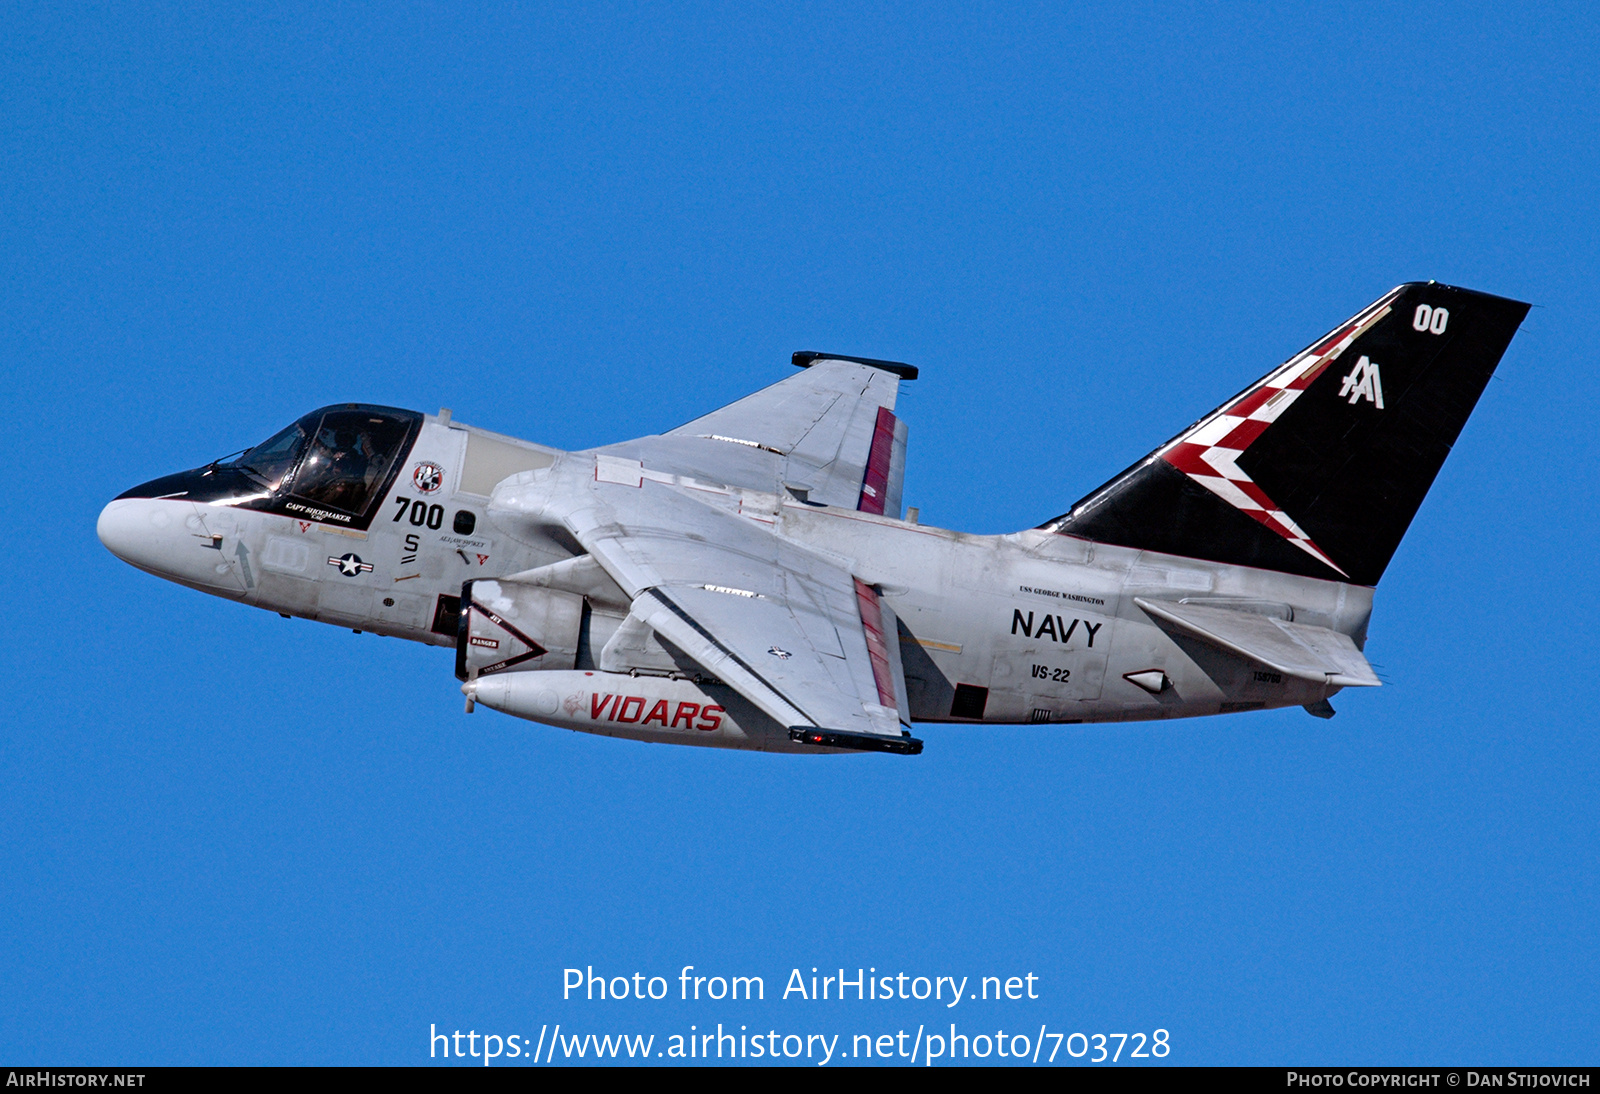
left=100, top=406, right=1373, bottom=746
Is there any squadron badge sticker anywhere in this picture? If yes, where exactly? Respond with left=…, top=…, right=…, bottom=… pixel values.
left=411, top=462, right=444, bottom=495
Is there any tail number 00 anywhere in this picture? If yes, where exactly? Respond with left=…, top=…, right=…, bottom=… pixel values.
left=1413, top=304, right=1449, bottom=334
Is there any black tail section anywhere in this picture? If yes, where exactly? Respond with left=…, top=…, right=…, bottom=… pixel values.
left=1041, top=283, right=1530, bottom=586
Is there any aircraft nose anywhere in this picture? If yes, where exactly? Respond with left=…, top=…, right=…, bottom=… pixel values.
left=97, top=498, right=170, bottom=569
left=98, top=497, right=246, bottom=595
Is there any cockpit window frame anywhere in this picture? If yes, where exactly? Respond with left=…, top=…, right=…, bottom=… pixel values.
left=281, top=408, right=418, bottom=522
left=228, top=420, right=312, bottom=493
left=251, top=404, right=423, bottom=532
left=112, top=404, right=425, bottom=529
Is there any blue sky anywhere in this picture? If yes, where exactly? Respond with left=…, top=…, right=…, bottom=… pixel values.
left=3, top=1, right=1597, bottom=1065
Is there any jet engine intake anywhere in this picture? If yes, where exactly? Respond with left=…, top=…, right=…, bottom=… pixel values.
left=455, top=578, right=584, bottom=680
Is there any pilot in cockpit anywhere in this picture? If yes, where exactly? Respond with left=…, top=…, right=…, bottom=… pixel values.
left=210, top=405, right=413, bottom=518
left=312, top=425, right=378, bottom=511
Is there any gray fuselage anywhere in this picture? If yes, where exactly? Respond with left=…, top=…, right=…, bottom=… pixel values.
left=99, top=412, right=1371, bottom=741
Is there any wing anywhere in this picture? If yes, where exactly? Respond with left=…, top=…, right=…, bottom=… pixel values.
left=552, top=468, right=918, bottom=751
left=598, top=356, right=911, bottom=513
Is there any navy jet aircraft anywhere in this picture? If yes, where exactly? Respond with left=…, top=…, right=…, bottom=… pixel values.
left=99, top=283, right=1528, bottom=754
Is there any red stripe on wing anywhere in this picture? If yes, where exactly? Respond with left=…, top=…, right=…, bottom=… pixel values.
left=854, top=578, right=898, bottom=710
left=856, top=407, right=898, bottom=515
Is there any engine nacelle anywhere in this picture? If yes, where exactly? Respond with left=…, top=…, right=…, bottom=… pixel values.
left=455, top=578, right=584, bottom=680
left=463, top=670, right=836, bottom=753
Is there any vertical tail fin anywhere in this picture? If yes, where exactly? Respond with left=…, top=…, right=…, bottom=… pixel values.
left=1041, top=283, right=1530, bottom=585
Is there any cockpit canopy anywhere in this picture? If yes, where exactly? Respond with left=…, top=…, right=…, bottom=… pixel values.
left=119, top=404, right=423, bottom=531
left=227, top=405, right=419, bottom=515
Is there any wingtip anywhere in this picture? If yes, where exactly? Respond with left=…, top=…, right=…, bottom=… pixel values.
left=788, top=727, right=924, bottom=755
left=792, top=351, right=918, bottom=381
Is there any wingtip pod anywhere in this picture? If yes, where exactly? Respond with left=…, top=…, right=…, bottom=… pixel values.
left=792, top=351, right=919, bottom=381
left=789, top=727, right=925, bottom=755
left=1043, top=282, right=1531, bottom=586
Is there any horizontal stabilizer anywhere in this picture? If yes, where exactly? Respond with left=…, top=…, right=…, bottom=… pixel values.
left=1134, top=597, right=1380, bottom=688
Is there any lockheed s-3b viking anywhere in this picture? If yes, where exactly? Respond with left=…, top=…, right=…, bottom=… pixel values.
left=99, top=283, right=1528, bottom=754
